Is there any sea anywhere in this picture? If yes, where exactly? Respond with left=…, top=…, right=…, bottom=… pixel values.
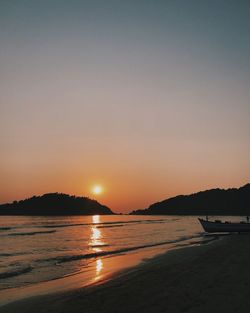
left=1, top=214, right=243, bottom=297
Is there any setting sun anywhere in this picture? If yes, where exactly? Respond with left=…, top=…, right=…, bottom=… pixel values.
left=92, top=185, right=103, bottom=195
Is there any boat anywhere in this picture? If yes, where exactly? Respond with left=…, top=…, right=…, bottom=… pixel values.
left=198, top=217, right=250, bottom=233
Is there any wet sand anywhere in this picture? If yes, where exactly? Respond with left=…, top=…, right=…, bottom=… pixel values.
left=2, top=234, right=250, bottom=313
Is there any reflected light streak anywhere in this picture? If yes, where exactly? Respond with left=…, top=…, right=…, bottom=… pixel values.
left=89, top=215, right=106, bottom=281
left=90, top=215, right=103, bottom=252
left=92, top=227, right=101, bottom=240
left=92, top=215, right=100, bottom=224
left=96, top=259, right=103, bottom=275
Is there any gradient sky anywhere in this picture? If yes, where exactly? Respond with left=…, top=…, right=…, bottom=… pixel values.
left=1, top=0, right=250, bottom=212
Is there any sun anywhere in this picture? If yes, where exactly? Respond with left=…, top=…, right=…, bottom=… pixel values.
left=92, top=185, right=103, bottom=195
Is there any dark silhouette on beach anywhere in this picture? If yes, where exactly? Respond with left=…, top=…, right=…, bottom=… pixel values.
left=0, top=193, right=114, bottom=216
left=131, top=183, right=250, bottom=216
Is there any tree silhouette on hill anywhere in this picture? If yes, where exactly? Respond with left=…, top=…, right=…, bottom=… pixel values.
left=0, top=193, right=114, bottom=215
left=131, top=184, right=250, bottom=216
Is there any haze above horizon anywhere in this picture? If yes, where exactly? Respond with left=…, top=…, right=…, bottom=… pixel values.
left=1, top=0, right=250, bottom=212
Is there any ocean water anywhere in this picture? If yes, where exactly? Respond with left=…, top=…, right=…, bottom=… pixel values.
left=0, top=215, right=215, bottom=292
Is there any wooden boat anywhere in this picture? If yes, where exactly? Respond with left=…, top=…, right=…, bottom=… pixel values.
left=198, top=218, right=250, bottom=233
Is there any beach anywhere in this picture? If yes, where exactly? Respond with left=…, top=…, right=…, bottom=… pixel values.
left=2, top=234, right=250, bottom=313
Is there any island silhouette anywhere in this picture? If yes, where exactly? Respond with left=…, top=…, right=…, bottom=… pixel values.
left=131, top=183, right=250, bottom=216
left=0, top=193, right=113, bottom=215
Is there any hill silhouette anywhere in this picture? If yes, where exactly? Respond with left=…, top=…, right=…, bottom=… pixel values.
left=131, top=184, right=250, bottom=216
left=0, top=193, right=114, bottom=216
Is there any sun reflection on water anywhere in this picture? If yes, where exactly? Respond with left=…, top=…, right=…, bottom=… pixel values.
left=89, top=215, right=104, bottom=280
left=96, top=259, right=103, bottom=275
left=92, top=215, right=100, bottom=224
left=92, top=227, right=101, bottom=241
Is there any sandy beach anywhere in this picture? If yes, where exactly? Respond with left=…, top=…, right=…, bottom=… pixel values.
left=2, top=234, right=250, bottom=313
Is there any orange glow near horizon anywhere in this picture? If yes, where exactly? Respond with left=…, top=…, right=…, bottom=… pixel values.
left=0, top=177, right=249, bottom=214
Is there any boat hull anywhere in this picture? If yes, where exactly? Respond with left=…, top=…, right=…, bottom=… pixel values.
left=198, top=218, right=250, bottom=233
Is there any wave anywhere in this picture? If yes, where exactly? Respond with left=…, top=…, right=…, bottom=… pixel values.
left=51, top=234, right=203, bottom=264
left=0, top=227, right=12, bottom=231
left=0, top=218, right=170, bottom=233
left=96, top=224, right=124, bottom=229
left=0, top=252, right=29, bottom=257
left=8, top=230, right=56, bottom=236
left=174, top=236, right=218, bottom=248
left=40, top=219, right=168, bottom=229
left=0, top=266, right=33, bottom=279
left=0, top=219, right=169, bottom=232
left=43, top=223, right=89, bottom=228
left=0, top=253, right=13, bottom=257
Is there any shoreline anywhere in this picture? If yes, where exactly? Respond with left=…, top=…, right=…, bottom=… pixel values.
left=2, top=234, right=245, bottom=313
left=0, top=234, right=215, bottom=307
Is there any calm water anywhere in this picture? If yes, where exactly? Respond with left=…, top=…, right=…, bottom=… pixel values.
left=0, top=215, right=223, bottom=292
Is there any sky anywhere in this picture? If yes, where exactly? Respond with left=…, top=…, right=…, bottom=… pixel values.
left=0, top=0, right=250, bottom=213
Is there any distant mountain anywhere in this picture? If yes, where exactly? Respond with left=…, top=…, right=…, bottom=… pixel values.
left=0, top=193, right=114, bottom=215
left=131, top=184, right=250, bottom=216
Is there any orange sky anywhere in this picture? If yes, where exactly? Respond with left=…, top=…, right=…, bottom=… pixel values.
left=1, top=1, right=250, bottom=213
left=1, top=138, right=249, bottom=213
